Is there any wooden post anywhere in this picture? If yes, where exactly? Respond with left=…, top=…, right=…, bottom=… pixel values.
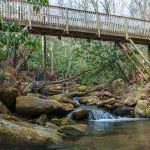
left=65, top=9, right=69, bottom=34
left=125, top=18, right=128, bottom=40
left=42, top=35, right=47, bottom=83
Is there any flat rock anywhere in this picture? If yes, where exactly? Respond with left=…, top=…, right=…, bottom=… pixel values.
left=97, top=98, right=116, bottom=107
left=59, top=124, right=88, bottom=136
left=51, top=117, right=76, bottom=126
left=49, top=94, right=78, bottom=107
left=16, top=96, right=74, bottom=116
left=0, top=118, right=62, bottom=147
left=45, top=122, right=59, bottom=131
left=79, top=96, right=100, bottom=105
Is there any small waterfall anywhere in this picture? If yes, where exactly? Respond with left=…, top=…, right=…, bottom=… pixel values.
left=70, top=97, right=148, bottom=122
left=89, top=109, right=118, bottom=120
left=73, top=97, right=80, bottom=105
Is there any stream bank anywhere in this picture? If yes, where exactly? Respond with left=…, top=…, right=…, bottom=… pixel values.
left=0, top=76, right=150, bottom=149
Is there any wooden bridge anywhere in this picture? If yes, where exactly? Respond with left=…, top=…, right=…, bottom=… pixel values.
left=1, top=0, right=150, bottom=45
left=1, top=0, right=150, bottom=80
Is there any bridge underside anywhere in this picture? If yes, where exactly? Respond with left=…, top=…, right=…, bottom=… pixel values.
left=15, top=22, right=150, bottom=45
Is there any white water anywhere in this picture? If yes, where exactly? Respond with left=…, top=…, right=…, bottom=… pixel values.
left=69, top=97, right=149, bottom=122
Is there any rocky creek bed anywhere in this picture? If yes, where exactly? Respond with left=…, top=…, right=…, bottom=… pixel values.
left=0, top=78, right=150, bottom=149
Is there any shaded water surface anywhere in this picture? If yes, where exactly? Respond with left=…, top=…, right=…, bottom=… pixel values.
left=0, top=120, right=150, bottom=150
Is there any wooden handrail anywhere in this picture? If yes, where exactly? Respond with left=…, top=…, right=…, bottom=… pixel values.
left=14, top=1, right=150, bottom=23
left=0, top=0, right=150, bottom=39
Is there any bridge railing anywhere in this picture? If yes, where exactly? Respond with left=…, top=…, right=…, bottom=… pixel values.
left=0, top=0, right=150, bottom=38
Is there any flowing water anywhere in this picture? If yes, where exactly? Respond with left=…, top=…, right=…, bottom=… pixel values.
left=1, top=97, right=150, bottom=150
left=62, top=120, right=150, bottom=150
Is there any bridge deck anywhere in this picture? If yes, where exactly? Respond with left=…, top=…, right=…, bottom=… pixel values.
left=1, top=1, right=150, bottom=44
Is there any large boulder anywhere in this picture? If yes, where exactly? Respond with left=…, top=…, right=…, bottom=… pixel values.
left=16, top=96, right=74, bottom=116
left=59, top=124, right=87, bottom=136
left=113, top=106, right=135, bottom=117
left=0, top=118, right=62, bottom=147
left=51, top=117, right=76, bottom=126
left=125, top=88, right=150, bottom=106
left=79, top=96, right=100, bottom=105
left=97, top=98, right=116, bottom=107
left=0, top=87, right=18, bottom=110
left=49, top=94, right=78, bottom=107
left=0, top=101, right=11, bottom=115
left=44, top=84, right=64, bottom=95
left=135, top=100, right=150, bottom=118
left=72, top=109, right=89, bottom=120
left=70, top=84, right=88, bottom=92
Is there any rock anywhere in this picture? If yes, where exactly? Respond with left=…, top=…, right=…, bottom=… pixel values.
left=36, top=114, right=48, bottom=126
left=135, top=100, right=150, bottom=117
left=16, top=96, right=74, bottom=116
left=0, top=118, right=62, bottom=147
left=70, top=84, right=88, bottom=92
left=59, top=124, right=87, bottom=136
left=87, top=92, right=102, bottom=97
left=44, top=84, right=64, bottom=95
left=23, top=83, right=33, bottom=95
left=77, top=85, right=87, bottom=92
left=45, top=122, right=59, bottom=131
left=125, top=88, right=150, bottom=106
left=97, top=98, right=116, bottom=107
left=112, top=79, right=124, bottom=90
left=72, top=109, right=89, bottom=120
left=0, top=114, right=21, bottom=122
left=0, top=87, right=18, bottom=110
left=0, top=101, right=11, bottom=115
left=51, top=117, right=76, bottom=126
left=49, top=94, right=78, bottom=107
left=26, top=93, right=41, bottom=98
left=113, top=106, right=135, bottom=116
left=79, top=96, right=100, bottom=105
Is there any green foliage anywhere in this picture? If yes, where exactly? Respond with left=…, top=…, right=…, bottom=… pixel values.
left=26, top=0, right=49, bottom=5
left=0, top=72, right=7, bottom=81
left=0, top=21, right=135, bottom=86
left=0, top=22, right=41, bottom=67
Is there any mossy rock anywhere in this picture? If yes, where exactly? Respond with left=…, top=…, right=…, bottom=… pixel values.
left=51, top=117, right=76, bottom=126
left=97, top=98, right=116, bottom=107
left=79, top=96, right=100, bottom=105
left=0, top=87, right=18, bottom=110
left=49, top=94, right=78, bottom=107
left=59, top=124, right=88, bottom=136
left=135, top=100, right=150, bottom=118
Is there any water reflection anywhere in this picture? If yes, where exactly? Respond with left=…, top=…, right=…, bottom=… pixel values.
left=63, top=120, right=150, bottom=150
left=1, top=121, right=150, bottom=150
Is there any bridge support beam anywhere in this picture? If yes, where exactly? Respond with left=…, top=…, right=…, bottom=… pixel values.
left=129, top=39, right=150, bottom=67
left=118, top=43, right=147, bottom=81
